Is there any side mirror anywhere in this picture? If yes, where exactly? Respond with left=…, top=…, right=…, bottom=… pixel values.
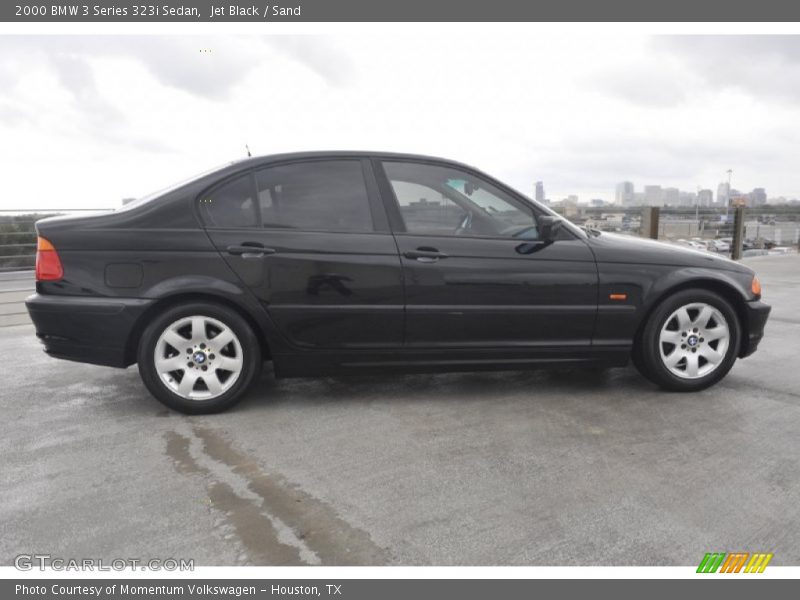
left=538, top=216, right=563, bottom=241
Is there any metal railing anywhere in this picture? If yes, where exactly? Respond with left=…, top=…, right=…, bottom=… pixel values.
left=552, top=204, right=800, bottom=258
left=0, top=209, right=111, bottom=273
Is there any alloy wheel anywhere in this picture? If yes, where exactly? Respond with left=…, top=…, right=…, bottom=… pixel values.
left=153, top=315, right=244, bottom=400
left=658, top=302, right=730, bottom=380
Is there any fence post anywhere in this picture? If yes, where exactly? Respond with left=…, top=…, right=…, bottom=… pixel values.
left=731, top=206, right=745, bottom=260
left=641, top=206, right=660, bottom=240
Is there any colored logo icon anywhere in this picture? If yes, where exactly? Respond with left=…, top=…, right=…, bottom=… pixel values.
left=697, top=552, right=773, bottom=573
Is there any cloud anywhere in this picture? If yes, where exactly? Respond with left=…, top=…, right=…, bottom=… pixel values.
left=654, top=35, right=800, bottom=104
left=592, top=63, right=689, bottom=108
left=49, top=53, right=124, bottom=125
left=263, top=37, right=355, bottom=86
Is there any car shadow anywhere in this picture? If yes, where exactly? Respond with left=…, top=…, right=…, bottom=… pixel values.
left=231, top=363, right=657, bottom=413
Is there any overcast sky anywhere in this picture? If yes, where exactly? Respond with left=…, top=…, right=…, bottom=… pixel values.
left=1, top=34, right=800, bottom=210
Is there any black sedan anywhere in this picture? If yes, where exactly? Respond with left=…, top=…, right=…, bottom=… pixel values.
left=26, top=152, right=771, bottom=413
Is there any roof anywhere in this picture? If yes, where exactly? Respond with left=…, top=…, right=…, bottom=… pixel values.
left=228, top=150, right=479, bottom=171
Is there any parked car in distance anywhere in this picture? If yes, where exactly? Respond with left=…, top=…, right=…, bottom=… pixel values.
left=707, top=239, right=731, bottom=253
left=675, top=239, right=708, bottom=252
left=26, top=152, right=771, bottom=413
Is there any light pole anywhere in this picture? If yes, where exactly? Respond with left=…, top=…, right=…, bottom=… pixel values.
left=695, top=185, right=700, bottom=226
left=724, top=169, right=733, bottom=221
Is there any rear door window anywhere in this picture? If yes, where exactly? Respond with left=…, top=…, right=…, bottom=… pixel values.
left=255, top=161, right=374, bottom=232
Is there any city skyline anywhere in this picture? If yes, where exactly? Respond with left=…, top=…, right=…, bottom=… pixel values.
left=541, top=179, right=792, bottom=207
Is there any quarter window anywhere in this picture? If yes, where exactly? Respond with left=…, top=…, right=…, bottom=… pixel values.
left=255, top=161, right=374, bottom=232
left=382, top=161, right=539, bottom=240
left=198, top=174, right=258, bottom=228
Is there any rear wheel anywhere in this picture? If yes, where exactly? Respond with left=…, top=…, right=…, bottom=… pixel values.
left=137, top=302, right=261, bottom=414
left=634, top=289, right=741, bottom=392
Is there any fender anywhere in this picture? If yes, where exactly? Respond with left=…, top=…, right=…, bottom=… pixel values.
left=130, top=274, right=294, bottom=361
left=593, top=263, right=756, bottom=349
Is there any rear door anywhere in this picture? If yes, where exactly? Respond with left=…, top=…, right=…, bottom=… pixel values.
left=374, top=159, right=598, bottom=349
left=200, top=159, right=404, bottom=350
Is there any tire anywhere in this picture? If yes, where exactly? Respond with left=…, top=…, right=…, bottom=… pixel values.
left=634, top=288, right=741, bottom=392
left=137, top=302, right=261, bottom=414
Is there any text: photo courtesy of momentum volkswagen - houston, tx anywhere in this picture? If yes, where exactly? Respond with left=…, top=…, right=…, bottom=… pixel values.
left=25, top=152, right=770, bottom=413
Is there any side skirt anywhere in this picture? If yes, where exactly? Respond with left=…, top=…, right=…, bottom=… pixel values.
left=271, top=346, right=631, bottom=378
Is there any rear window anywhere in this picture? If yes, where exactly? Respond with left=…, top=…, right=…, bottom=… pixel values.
left=198, top=174, right=258, bottom=228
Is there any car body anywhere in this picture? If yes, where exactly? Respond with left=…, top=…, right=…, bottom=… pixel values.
left=26, top=152, right=771, bottom=413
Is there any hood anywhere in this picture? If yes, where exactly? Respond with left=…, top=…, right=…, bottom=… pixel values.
left=586, top=232, right=752, bottom=274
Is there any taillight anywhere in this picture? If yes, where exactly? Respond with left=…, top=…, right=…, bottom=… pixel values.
left=35, top=236, right=64, bottom=281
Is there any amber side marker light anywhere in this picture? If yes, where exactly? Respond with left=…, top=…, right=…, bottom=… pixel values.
left=751, top=276, right=762, bottom=298
left=35, top=236, right=64, bottom=281
left=609, top=293, right=628, bottom=301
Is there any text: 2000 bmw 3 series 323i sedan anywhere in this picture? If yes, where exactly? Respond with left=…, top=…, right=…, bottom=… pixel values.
left=26, top=152, right=771, bottom=413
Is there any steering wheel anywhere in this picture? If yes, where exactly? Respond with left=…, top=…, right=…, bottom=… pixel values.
left=455, top=211, right=474, bottom=235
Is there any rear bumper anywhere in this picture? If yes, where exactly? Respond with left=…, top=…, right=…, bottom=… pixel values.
left=740, top=299, right=771, bottom=358
left=25, top=293, right=152, bottom=368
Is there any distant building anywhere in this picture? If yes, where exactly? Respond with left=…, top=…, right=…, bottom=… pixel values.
left=717, top=182, right=730, bottom=207
left=535, top=181, right=545, bottom=203
left=560, top=195, right=579, bottom=217
left=590, top=198, right=605, bottom=207
left=749, top=188, right=767, bottom=207
left=679, top=192, right=696, bottom=207
left=663, top=187, right=680, bottom=206
left=644, top=185, right=663, bottom=206
left=697, top=189, right=713, bottom=207
left=615, top=181, right=635, bottom=206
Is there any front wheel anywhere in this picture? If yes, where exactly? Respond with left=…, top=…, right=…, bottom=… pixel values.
left=137, top=302, right=261, bottom=414
left=634, top=289, right=741, bottom=392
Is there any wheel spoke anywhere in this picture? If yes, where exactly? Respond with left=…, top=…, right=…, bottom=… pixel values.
left=212, top=328, right=235, bottom=349
left=664, top=349, right=685, bottom=368
left=155, top=354, right=186, bottom=373
left=704, top=325, right=729, bottom=342
left=178, top=370, right=199, bottom=396
left=675, top=307, right=692, bottom=330
left=203, top=372, right=224, bottom=396
left=162, top=329, right=189, bottom=350
left=695, top=305, right=714, bottom=328
left=216, top=355, right=243, bottom=372
left=190, top=317, right=207, bottom=343
left=660, top=330, right=683, bottom=344
left=685, top=353, right=700, bottom=377
left=700, top=347, right=724, bottom=365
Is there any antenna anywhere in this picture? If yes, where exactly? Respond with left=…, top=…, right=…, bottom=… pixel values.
left=245, top=144, right=252, bottom=158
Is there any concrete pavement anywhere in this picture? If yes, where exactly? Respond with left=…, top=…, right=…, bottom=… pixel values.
left=0, top=255, right=798, bottom=566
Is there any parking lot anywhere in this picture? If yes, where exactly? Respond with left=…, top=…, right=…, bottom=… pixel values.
left=1, top=255, right=798, bottom=566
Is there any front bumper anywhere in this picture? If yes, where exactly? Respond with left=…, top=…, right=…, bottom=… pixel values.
left=25, top=293, right=153, bottom=368
left=740, top=299, right=771, bottom=358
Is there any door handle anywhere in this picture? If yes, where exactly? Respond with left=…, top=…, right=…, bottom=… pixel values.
left=226, top=243, right=277, bottom=258
left=403, top=247, right=449, bottom=262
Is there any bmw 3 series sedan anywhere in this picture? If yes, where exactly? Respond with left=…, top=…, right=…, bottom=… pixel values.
left=26, top=152, right=771, bottom=413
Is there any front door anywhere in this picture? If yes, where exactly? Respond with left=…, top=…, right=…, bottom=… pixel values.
left=375, top=159, right=598, bottom=349
left=200, top=159, right=404, bottom=350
